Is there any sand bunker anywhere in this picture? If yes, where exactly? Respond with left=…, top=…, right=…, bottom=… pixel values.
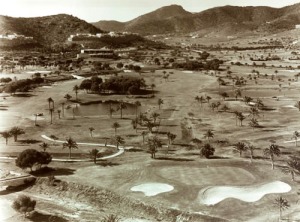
left=199, top=181, right=291, bottom=205
left=130, top=183, right=174, bottom=197
left=182, top=71, right=194, bottom=74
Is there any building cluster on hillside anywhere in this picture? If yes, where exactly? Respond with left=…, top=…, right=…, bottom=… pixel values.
left=68, top=32, right=136, bottom=42
left=77, top=47, right=137, bottom=59
left=0, top=33, right=33, bottom=40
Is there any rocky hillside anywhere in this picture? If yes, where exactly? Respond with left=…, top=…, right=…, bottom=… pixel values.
left=0, top=14, right=102, bottom=46
left=93, top=3, right=300, bottom=36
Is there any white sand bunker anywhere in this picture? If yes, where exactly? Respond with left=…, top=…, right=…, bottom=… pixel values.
left=199, top=181, right=291, bottom=205
left=131, top=183, right=174, bottom=196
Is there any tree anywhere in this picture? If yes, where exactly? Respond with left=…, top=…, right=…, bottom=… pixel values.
left=134, top=101, right=141, bottom=119
left=273, top=196, right=290, bottom=220
left=15, top=149, right=51, bottom=171
left=238, top=113, right=246, bottom=126
left=47, top=97, right=54, bottom=110
left=233, top=111, right=241, bottom=126
left=118, top=102, right=127, bottom=119
left=1, top=131, right=12, bottom=145
left=167, top=132, right=176, bottom=144
left=151, top=112, right=160, bottom=124
left=220, top=92, right=229, bottom=101
left=244, top=96, right=253, bottom=105
left=234, top=142, right=247, bottom=157
left=12, top=195, right=36, bottom=218
left=206, top=95, right=212, bottom=104
left=89, top=127, right=95, bottom=138
left=264, top=144, right=280, bottom=170
left=200, top=143, right=215, bottom=158
left=73, top=85, right=79, bottom=100
left=234, top=88, right=242, bottom=101
left=282, top=158, right=300, bottom=181
left=148, top=136, right=162, bottom=159
left=292, top=131, right=300, bottom=147
left=61, top=102, right=65, bottom=117
left=64, top=94, right=72, bottom=101
left=112, top=122, right=120, bottom=135
left=131, top=119, right=138, bottom=133
left=158, top=98, right=163, bottom=110
left=141, top=131, right=147, bottom=144
left=9, top=127, right=25, bottom=142
left=150, top=84, right=156, bottom=94
left=62, top=137, right=78, bottom=159
left=109, top=105, right=115, bottom=119
left=249, top=118, right=259, bottom=130
left=49, top=108, right=54, bottom=124
left=57, top=110, right=61, bottom=119
left=247, top=145, right=255, bottom=163
left=39, top=142, right=49, bottom=152
left=89, top=148, right=99, bottom=164
left=113, top=135, right=125, bottom=149
left=204, top=129, right=214, bottom=141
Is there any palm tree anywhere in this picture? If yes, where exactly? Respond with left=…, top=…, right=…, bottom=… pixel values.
left=109, top=106, right=115, bottom=118
left=114, top=135, right=125, bottom=149
left=118, top=102, right=127, bottom=119
left=264, top=144, right=281, bottom=170
left=206, top=95, right=212, bottom=104
left=255, top=98, right=264, bottom=109
left=233, top=111, right=240, bottom=126
left=150, top=84, right=156, bottom=94
left=47, top=97, right=54, bottom=112
left=39, top=142, right=49, bottom=152
left=200, top=143, right=215, bottom=158
left=89, top=127, right=95, bottom=138
left=112, top=122, right=120, bottom=135
left=282, top=158, right=300, bottom=181
left=151, top=112, right=160, bottom=124
left=158, top=98, right=163, bottom=110
left=9, top=127, right=25, bottom=142
left=292, top=131, right=300, bottom=147
left=234, top=142, right=247, bottom=157
left=248, top=107, right=259, bottom=118
left=148, top=136, right=162, bottom=159
left=167, top=132, right=176, bottom=144
left=1, top=131, right=12, bottom=145
left=238, top=113, right=246, bottom=126
left=64, top=94, right=72, bottom=101
left=73, top=85, right=79, bottom=100
left=244, top=96, right=253, bottom=105
left=234, top=88, right=242, bottom=101
left=247, top=145, right=255, bottom=163
left=249, top=118, right=259, bottom=131
left=204, top=129, right=214, bottom=141
left=131, top=119, right=138, bottom=133
left=141, top=131, right=147, bottom=144
left=195, top=96, right=200, bottom=104
left=273, top=196, right=290, bottom=220
left=57, top=110, right=61, bottom=119
left=33, top=114, right=38, bottom=126
left=134, top=101, right=141, bottom=119
left=199, top=96, right=205, bottom=107
left=89, top=148, right=99, bottom=164
left=49, top=108, right=54, bottom=124
left=62, top=137, right=78, bottom=159
left=61, top=102, right=65, bottom=117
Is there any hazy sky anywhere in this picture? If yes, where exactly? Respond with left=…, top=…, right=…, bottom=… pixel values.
left=1, top=0, right=300, bottom=22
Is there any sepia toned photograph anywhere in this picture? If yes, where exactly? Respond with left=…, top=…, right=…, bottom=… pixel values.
left=1, top=0, right=300, bottom=221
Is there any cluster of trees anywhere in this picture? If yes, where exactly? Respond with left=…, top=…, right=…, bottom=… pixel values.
left=2, top=77, right=44, bottom=94
left=79, top=76, right=103, bottom=93
left=0, top=77, right=12, bottom=83
left=101, top=76, right=146, bottom=94
left=172, top=59, right=223, bottom=71
left=1, top=127, right=25, bottom=145
left=15, top=149, right=52, bottom=172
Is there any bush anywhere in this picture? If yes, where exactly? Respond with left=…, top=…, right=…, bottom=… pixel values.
left=12, top=195, right=36, bottom=218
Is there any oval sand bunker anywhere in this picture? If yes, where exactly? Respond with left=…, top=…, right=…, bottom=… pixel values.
left=199, top=181, right=291, bottom=205
left=131, top=183, right=174, bottom=197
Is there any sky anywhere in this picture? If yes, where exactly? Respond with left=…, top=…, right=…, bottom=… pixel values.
left=1, top=0, right=300, bottom=22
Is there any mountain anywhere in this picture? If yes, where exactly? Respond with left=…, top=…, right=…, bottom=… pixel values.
left=93, top=3, right=300, bottom=36
left=93, top=5, right=194, bottom=34
left=0, top=14, right=103, bottom=46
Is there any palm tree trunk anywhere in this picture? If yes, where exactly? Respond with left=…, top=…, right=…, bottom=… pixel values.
left=69, top=148, right=72, bottom=159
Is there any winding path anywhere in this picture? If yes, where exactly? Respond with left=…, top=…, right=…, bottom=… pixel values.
left=41, top=135, right=132, bottom=162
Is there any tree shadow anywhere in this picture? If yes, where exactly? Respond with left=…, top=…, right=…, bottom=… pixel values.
left=13, top=93, right=36, bottom=97
left=126, top=148, right=144, bottom=152
left=156, top=157, right=194, bottom=162
left=96, top=161, right=120, bottom=167
left=210, top=156, right=230, bottom=159
left=30, top=167, right=75, bottom=177
left=0, top=179, right=36, bottom=195
left=19, top=139, right=41, bottom=144
left=30, top=212, right=68, bottom=222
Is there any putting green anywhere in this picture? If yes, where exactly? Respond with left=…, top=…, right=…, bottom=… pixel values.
left=159, top=166, right=255, bottom=186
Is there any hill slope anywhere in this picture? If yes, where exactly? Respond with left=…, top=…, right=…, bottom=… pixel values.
left=93, top=3, right=300, bottom=35
left=0, top=14, right=103, bottom=46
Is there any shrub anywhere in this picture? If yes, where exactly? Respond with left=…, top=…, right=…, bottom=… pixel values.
left=12, top=195, right=36, bottom=218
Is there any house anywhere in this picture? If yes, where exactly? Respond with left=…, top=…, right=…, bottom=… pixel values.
left=77, top=47, right=115, bottom=59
